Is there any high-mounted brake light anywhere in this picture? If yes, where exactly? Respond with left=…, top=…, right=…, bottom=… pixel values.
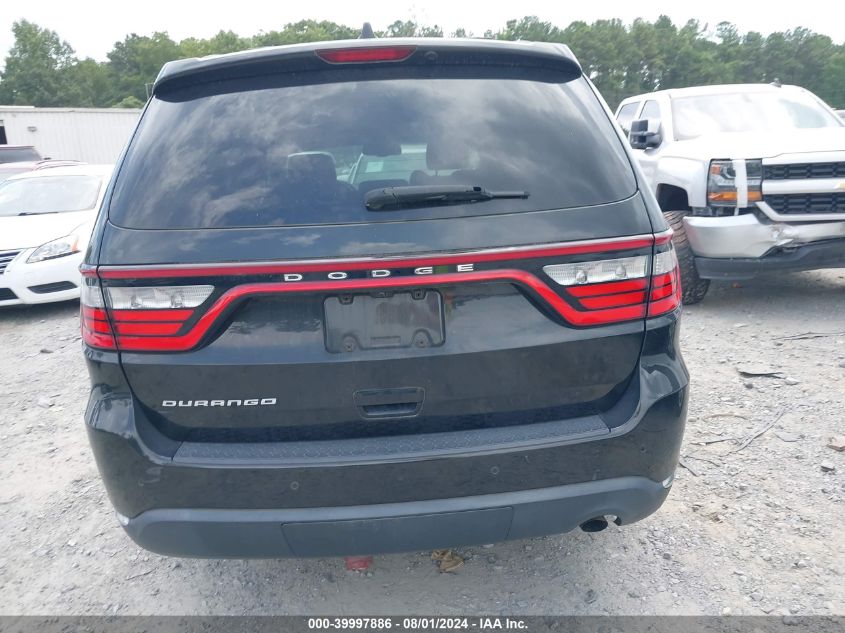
left=315, top=46, right=416, bottom=64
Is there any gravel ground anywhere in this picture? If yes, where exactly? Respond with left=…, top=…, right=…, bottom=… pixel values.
left=0, top=271, right=843, bottom=616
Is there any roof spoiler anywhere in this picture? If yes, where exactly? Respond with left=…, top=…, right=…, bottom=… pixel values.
left=153, top=39, right=581, bottom=95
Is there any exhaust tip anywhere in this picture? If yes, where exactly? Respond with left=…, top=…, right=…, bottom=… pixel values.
left=580, top=517, right=609, bottom=533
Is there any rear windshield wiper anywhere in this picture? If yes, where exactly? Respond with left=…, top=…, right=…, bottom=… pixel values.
left=365, top=185, right=529, bottom=211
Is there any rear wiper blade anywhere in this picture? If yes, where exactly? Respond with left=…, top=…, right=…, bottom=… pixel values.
left=365, top=185, right=529, bottom=211
left=17, top=211, right=58, bottom=216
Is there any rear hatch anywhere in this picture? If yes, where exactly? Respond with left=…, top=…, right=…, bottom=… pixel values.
left=86, top=41, right=676, bottom=443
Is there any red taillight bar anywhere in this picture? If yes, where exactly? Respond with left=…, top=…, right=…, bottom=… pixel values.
left=83, top=230, right=679, bottom=352
left=110, top=309, right=194, bottom=322
left=315, top=46, right=416, bottom=64
left=112, top=270, right=651, bottom=352
left=579, top=290, right=647, bottom=310
left=647, top=269, right=682, bottom=317
left=80, top=305, right=116, bottom=349
left=114, top=322, right=184, bottom=336
left=654, top=231, right=673, bottom=246
left=567, top=278, right=648, bottom=298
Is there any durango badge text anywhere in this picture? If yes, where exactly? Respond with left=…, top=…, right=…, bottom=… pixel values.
left=161, top=398, right=278, bottom=408
left=81, top=37, right=689, bottom=558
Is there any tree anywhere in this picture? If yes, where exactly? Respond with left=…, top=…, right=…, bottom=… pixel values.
left=62, top=58, right=112, bottom=107
left=0, top=20, right=77, bottom=105
left=2, top=17, right=843, bottom=110
left=253, top=20, right=357, bottom=47
left=820, top=49, right=845, bottom=107
left=383, top=21, right=443, bottom=38
left=180, top=31, right=251, bottom=58
left=106, top=32, right=182, bottom=104
left=113, top=95, right=145, bottom=108
left=494, top=16, right=562, bottom=42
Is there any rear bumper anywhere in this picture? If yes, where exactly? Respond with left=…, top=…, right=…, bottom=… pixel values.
left=84, top=316, right=688, bottom=558
left=125, top=476, right=670, bottom=558
left=695, top=238, right=845, bottom=280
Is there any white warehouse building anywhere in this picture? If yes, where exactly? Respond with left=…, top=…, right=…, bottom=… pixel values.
left=0, top=106, right=142, bottom=164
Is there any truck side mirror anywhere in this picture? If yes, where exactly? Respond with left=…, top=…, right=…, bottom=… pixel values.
left=629, top=118, right=662, bottom=150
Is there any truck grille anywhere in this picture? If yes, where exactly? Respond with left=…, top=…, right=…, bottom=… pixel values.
left=0, top=250, right=21, bottom=274
left=766, top=192, right=845, bottom=215
left=764, top=162, right=845, bottom=180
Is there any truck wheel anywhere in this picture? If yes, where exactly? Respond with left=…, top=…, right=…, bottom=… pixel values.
left=663, top=211, right=709, bottom=305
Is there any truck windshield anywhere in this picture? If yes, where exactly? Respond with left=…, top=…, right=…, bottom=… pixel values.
left=672, top=91, right=843, bottom=140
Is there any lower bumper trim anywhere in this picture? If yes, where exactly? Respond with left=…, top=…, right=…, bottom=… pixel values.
left=28, top=280, right=77, bottom=294
left=124, top=476, right=670, bottom=558
left=0, top=288, right=19, bottom=302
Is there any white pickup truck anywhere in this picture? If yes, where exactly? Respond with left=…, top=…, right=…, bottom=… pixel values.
left=615, top=83, right=845, bottom=303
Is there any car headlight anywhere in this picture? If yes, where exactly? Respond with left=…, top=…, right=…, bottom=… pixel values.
left=27, top=234, right=81, bottom=263
left=707, top=159, right=762, bottom=207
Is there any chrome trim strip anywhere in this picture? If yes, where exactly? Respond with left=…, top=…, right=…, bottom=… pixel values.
left=763, top=151, right=845, bottom=166
left=763, top=178, right=845, bottom=195
left=98, top=230, right=671, bottom=276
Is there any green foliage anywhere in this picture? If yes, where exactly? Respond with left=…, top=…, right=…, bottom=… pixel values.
left=106, top=32, right=182, bottom=103
left=113, top=95, right=145, bottom=108
left=180, top=31, right=252, bottom=58
left=0, top=16, right=843, bottom=109
left=253, top=20, right=358, bottom=47
left=383, top=21, right=444, bottom=38
left=63, top=58, right=111, bottom=107
left=0, top=20, right=77, bottom=105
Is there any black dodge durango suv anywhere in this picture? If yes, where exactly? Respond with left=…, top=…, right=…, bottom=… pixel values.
left=81, top=38, right=689, bottom=558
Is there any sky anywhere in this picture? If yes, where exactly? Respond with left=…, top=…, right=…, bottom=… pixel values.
left=1, top=0, right=843, bottom=61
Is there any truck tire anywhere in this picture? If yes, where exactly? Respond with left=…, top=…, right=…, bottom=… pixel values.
left=663, top=211, right=709, bottom=305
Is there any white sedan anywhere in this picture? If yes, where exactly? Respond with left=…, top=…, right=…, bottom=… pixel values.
left=0, top=164, right=113, bottom=306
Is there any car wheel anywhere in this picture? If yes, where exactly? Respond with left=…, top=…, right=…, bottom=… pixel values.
left=663, top=211, right=709, bottom=305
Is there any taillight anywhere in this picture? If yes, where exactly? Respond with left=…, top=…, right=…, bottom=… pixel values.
left=647, top=246, right=682, bottom=317
left=315, top=46, right=416, bottom=64
left=105, top=285, right=213, bottom=310
left=80, top=277, right=116, bottom=350
left=542, top=243, right=681, bottom=324
left=81, top=281, right=214, bottom=351
left=86, top=231, right=680, bottom=352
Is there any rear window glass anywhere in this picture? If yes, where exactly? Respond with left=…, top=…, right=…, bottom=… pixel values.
left=109, top=74, right=636, bottom=229
left=0, top=175, right=102, bottom=216
left=0, top=147, right=41, bottom=164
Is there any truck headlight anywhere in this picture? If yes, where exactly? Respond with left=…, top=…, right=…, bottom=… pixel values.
left=27, top=234, right=81, bottom=263
left=707, top=159, right=762, bottom=207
